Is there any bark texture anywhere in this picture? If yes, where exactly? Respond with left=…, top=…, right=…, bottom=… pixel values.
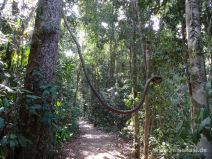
left=130, top=41, right=140, bottom=159
left=143, top=44, right=150, bottom=159
left=19, top=0, right=62, bottom=158
left=186, top=0, right=208, bottom=119
left=25, top=0, right=61, bottom=88
left=185, top=0, right=212, bottom=158
left=131, top=1, right=140, bottom=158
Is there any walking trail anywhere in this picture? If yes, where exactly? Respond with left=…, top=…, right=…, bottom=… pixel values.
left=61, top=120, right=135, bottom=159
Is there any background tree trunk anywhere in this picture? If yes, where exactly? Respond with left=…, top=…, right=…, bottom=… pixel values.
left=130, top=41, right=140, bottom=159
left=143, top=41, right=150, bottom=159
left=134, top=0, right=150, bottom=158
left=131, top=1, right=140, bottom=157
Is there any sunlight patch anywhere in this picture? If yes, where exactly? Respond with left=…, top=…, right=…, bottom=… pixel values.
left=85, top=152, right=119, bottom=159
left=82, top=134, right=109, bottom=139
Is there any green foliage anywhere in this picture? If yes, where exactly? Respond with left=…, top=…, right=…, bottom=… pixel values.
left=0, top=17, right=13, bottom=35
left=0, top=134, right=32, bottom=148
left=0, top=0, right=212, bottom=158
left=0, top=117, right=4, bottom=130
left=54, top=55, right=80, bottom=141
left=55, top=105, right=80, bottom=141
left=0, top=133, right=32, bottom=158
left=192, top=109, right=212, bottom=144
left=0, top=55, right=79, bottom=158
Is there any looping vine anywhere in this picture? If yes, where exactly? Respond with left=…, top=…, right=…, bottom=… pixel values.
left=62, top=9, right=162, bottom=115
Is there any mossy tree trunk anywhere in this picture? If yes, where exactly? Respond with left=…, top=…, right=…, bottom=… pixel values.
left=18, top=0, right=62, bottom=158
left=185, top=0, right=212, bottom=158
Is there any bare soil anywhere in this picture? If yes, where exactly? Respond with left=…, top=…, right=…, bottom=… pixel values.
left=61, top=120, right=135, bottom=159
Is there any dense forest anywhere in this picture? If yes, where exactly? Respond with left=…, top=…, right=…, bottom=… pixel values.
left=0, top=0, right=212, bottom=159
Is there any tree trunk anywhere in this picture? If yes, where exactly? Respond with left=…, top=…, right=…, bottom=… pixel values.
left=143, top=41, right=151, bottom=159
left=130, top=43, right=140, bottom=159
left=185, top=0, right=212, bottom=158
left=134, top=0, right=150, bottom=158
left=73, top=68, right=81, bottom=107
left=181, top=17, right=194, bottom=132
left=130, top=2, right=140, bottom=156
left=109, top=6, right=117, bottom=88
left=18, top=0, right=62, bottom=158
left=109, top=40, right=116, bottom=87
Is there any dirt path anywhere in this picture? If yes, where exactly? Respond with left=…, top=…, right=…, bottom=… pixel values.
left=61, top=120, right=135, bottom=159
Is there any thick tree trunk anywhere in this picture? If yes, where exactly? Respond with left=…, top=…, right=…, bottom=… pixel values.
left=25, top=0, right=61, bottom=87
left=181, top=18, right=194, bottom=132
left=185, top=0, right=212, bottom=158
left=19, top=0, right=62, bottom=158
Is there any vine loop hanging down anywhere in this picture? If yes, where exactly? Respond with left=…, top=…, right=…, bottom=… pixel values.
left=62, top=9, right=162, bottom=115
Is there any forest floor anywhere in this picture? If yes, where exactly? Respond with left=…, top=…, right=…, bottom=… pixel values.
left=61, top=119, right=136, bottom=159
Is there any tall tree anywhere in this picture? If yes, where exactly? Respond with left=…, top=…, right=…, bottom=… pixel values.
left=131, top=1, right=141, bottom=158
left=143, top=41, right=151, bottom=159
left=130, top=25, right=141, bottom=159
left=185, top=0, right=212, bottom=158
left=134, top=0, right=151, bottom=158
left=19, top=0, right=62, bottom=158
